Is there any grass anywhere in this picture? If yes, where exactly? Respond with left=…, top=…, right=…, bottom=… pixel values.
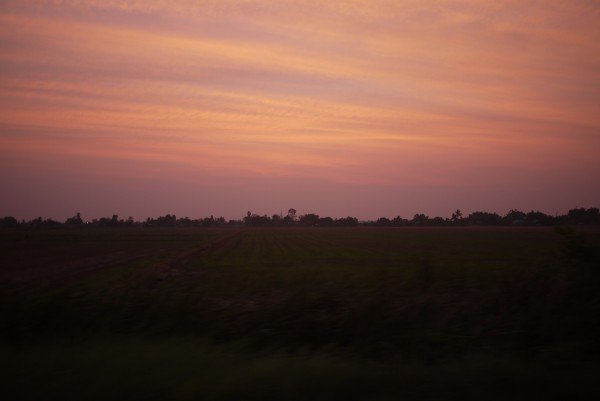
left=1, top=226, right=599, bottom=399
left=4, top=338, right=599, bottom=401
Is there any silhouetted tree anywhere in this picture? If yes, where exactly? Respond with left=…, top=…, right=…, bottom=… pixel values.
left=0, top=216, right=19, bottom=228
left=201, top=215, right=216, bottom=227
left=282, top=209, right=297, bottom=225
left=271, top=214, right=282, bottom=226
left=65, top=212, right=84, bottom=227
left=376, top=217, right=392, bottom=226
left=299, top=213, right=320, bottom=226
left=503, top=209, right=526, bottom=225
left=244, top=212, right=271, bottom=226
left=430, top=216, right=446, bottom=226
left=567, top=207, right=600, bottom=224
left=451, top=209, right=463, bottom=224
left=154, top=214, right=177, bottom=227
left=109, top=214, right=120, bottom=227
left=411, top=214, right=429, bottom=226
left=392, top=216, right=407, bottom=226
left=525, top=211, right=554, bottom=225
left=6, top=206, right=599, bottom=230
left=318, top=216, right=334, bottom=226
left=468, top=211, right=501, bottom=225
left=335, top=216, right=358, bottom=226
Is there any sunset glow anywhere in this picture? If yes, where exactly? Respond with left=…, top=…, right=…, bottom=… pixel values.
left=1, top=0, right=599, bottom=220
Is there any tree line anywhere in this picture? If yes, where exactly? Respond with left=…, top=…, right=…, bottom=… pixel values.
left=367, top=208, right=599, bottom=227
left=0, top=207, right=598, bottom=229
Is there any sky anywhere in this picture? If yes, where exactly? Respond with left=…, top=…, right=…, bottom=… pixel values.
left=1, top=0, right=599, bottom=221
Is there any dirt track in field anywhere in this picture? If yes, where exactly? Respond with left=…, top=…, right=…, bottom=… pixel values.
left=5, top=249, right=152, bottom=291
left=2, top=229, right=246, bottom=291
left=153, top=230, right=244, bottom=279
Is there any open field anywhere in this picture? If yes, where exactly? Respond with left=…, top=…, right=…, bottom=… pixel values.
left=2, top=226, right=600, bottom=400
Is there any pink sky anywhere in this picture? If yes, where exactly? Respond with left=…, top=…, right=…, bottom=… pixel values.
left=1, top=0, right=599, bottom=221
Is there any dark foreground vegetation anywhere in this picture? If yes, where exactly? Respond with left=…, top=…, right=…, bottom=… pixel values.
left=1, top=225, right=599, bottom=400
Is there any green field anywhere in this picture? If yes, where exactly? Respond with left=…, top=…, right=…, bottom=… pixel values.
left=2, top=226, right=599, bottom=400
